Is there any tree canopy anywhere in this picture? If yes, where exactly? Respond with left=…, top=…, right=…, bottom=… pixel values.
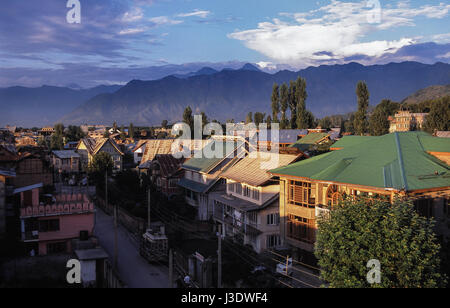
left=315, top=197, right=446, bottom=288
left=354, top=81, right=370, bottom=136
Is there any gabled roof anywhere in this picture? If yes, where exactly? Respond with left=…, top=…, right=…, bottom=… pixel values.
left=140, top=139, right=176, bottom=164
left=182, top=140, right=244, bottom=173
left=221, top=153, right=300, bottom=187
left=153, top=154, right=185, bottom=178
left=52, top=150, right=80, bottom=159
left=258, top=129, right=308, bottom=144
left=330, top=135, right=374, bottom=150
left=271, top=132, right=450, bottom=191
left=79, top=138, right=124, bottom=156
left=289, top=132, right=330, bottom=151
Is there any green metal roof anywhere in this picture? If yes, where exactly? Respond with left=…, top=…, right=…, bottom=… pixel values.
left=331, top=135, right=374, bottom=149
left=289, top=132, right=330, bottom=151
left=182, top=140, right=243, bottom=173
left=271, top=132, right=450, bottom=191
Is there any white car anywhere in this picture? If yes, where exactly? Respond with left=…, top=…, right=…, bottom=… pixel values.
left=276, top=258, right=293, bottom=276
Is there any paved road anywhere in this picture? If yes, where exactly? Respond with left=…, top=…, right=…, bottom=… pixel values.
left=94, top=208, right=169, bottom=288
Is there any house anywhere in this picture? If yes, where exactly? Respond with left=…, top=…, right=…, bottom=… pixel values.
left=211, top=152, right=301, bottom=253
left=15, top=136, right=38, bottom=147
left=435, top=131, right=450, bottom=138
left=51, top=150, right=80, bottom=174
left=0, top=169, right=15, bottom=239
left=389, top=110, right=428, bottom=133
left=133, top=140, right=148, bottom=165
left=270, top=132, right=450, bottom=262
left=289, top=132, right=331, bottom=152
left=76, top=138, right=124, bottom=172
left=17, top=183, right=95, bottom=255
left=178, top=137, right=251, bottom=221
left=39, top=127, right=55, bottom=136
left=140, top=154, right=185, bottom=197
left=14, top=152, right=53, bottom=188
left=257, top=129, right=308, bottom=150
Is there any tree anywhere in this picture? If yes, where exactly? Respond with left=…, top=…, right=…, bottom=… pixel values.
left=315, top=197, right=446, bottom=288
left=369, top=99, right=399, bottom=136
left=112, top=121, right=118, bottom=133
left=88, top=152, right=114, bottom=188
left=354, top=81, right=370, bottom=136
left=119, top=125, right=126, bottom=140
left=129, top=123, right=135, bottom=139
left=254, top=112, right=266, bottom=127
left=245, top=112, right=253, bottom=124
left=266, top=115, right=272, bottom=129
left=344, top=113, right=355, bottom=134
left=50, top=123, right=65, bottom=150
left=271, top=83, right=280, bottom=123
left=161, top=120, right=168, bottom=129
left=65, top=125, right=86, bottom=142
left=295, top=77, right=308, bottom=129
left=424, top=96, right=450, bottom=132
left=288, top=81, right=297, bottom=128
left=279, top=83, right=289, bottom=129
left=183, top=106, right=194, bottom=130
left=200, top=111, right=209, bottom=127
left=319, top=117, right=332, bottom=130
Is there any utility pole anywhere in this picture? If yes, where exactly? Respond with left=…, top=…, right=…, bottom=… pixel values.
left=217, top=232, right=222, bottom=288
left=285, top=255, right=290, bottom=276
left=147, top=187, right=151, bottom=229
left=107, top=168, right=118, bottom=271
left=169, top=249, right=173, bottom=288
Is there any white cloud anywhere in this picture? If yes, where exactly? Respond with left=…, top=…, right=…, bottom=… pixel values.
left=229, top=1, right=450, bottom=67
left=177, top=9, right=211, bottom=19
left=432, top=33, right=450, bottom=44
left=122, top=8, right=144, bottom=22
left=118, top=28, right=146, bottom=35
left=148, top=16, right=183, bottom=26
left=437, top=52, right=450, bottom=59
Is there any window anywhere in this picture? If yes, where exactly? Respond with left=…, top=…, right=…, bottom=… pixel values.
left=266, top=213, right=280, bottom=226
left=326, top=185, right=342, bottom=208
left=39, top=219, right=60, bottom=232
left=243, top=186, right=251, bottom=197
left=228, top=182, right=235, bottom=193
left=252, top=189, right=260, bottom=201
left=288, top=181, right=315, bottom=208
left=287, top=215, right=316, bottom=243
left=236, top=184, right=242, bottom=195
left=47, top=241, right=67, bottom=254
left=247, top=212, right=257, bottom=225
left=267, top=235, right=281, bottom=248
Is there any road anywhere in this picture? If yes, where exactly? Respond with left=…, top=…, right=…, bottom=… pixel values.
left=94, top=207, right=169, bottom=288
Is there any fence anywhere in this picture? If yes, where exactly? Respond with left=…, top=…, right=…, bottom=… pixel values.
left=103, top=259, right=126, bottom=288
left=95, top=197, right=146, bottom=237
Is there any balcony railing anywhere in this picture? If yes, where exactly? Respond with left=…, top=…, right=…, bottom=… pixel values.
left=20, top=202, right=94, bottom=218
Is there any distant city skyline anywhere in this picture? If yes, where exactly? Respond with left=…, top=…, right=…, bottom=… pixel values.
left=0, top=0, right=449, bottom=87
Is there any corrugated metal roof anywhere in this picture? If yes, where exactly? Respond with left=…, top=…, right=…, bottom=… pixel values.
left=258, top=129, right=307, bottom=143
left=289, top=132, right=330, bottom=151
left=271, top=132, right=450, bottom=191
left=221, top=152, right=299, bottom=186
left=52, top=150, right=80, bottom=159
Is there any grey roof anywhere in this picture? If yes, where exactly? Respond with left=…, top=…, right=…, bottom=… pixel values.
left=75, top=248, right=109, bottom=260
left=0, top=169, right=16, bottom=177
left=13, top=183, right=43, bottom=194
left=52, top=150, right=80, bottom=159
left=178, top=177, right=211, bottom=193
left=258, top=129, right=308, bottom=143
left=211, top=191, right=279, bottom=212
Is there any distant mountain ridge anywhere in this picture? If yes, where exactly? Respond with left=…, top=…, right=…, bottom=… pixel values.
left=60, top=61, right=450, bottom=126
left=0, top=84, right=121, bottom=127
left=402, top=84, right=450, bottom=104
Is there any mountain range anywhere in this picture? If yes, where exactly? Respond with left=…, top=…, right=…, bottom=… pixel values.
left=0, top=61, right=449, bottom=127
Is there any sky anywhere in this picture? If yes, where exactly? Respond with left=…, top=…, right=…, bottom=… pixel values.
left=0, top=0, right=449, bottom=87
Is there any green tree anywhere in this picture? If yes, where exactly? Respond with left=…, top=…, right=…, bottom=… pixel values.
left=183, top=106, right=194, bottom=130
left=129, top=123, right=135, bottom=139
left=288, top=80, right=297, bottom=128
left=279, top=83, right=289, bottom=129
left=88, top=152, right=114, bottom=188
left=119, top=125, right=126, bottom=140
left=354, top=81, right=370, bottom=136
left=271, top=83, right=280, bottom=123
left=344, top=113, right=355, bottom=134
left=315, top=198, right=446, bottom=288
left=65, top=125, right=86, bottom=142
left=50, top=123, right=65, bottom=150
left=161, top=120, right=168, bottom=129
left=295, top=77, right=308, bottom=129
left=201, top=111, right=209, bottom=127
left=319, top=116, right=332, bottom=130
left=424, top=96, right=450, bottom=132
left=254, top=112, right=266, bottom=127
left=369, top=99, right=399, bottom=136
left=266, top=115, right=272, bottom=129
left=245, top=112, right=253, bottom=124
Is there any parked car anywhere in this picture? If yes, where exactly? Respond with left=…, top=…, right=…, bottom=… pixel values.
left=275, top=258, right=293, bottom=276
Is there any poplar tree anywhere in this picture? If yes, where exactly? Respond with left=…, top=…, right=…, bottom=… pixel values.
left=271, top=83, right=280, bottom=123
left=295, top=77, right=308, bottom=129
left=288, top=81, right=297, bottom=128
left=279, top=83, right=289, bottom=129
left=354, top=81, right=370, bottom=136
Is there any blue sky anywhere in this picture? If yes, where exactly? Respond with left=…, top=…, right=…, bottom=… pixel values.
left=0, top=0, right=449, bottom=87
